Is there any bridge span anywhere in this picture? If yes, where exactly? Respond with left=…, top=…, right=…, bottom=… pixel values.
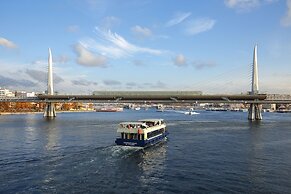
left=3, top=93, right=291, bottom=104
left=37, top=93, right=270, bottom=103
left=40, top=45, right=285, bottom=120
left=1, top=45, right=287, bottom=120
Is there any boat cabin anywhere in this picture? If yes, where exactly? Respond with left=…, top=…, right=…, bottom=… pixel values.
left=116, top=119, right=167, bottom=142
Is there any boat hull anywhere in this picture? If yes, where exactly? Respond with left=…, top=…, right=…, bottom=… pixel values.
left=115, top=132, right=169, bottom=147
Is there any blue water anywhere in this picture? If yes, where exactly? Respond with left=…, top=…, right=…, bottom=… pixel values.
left=1, top=109, right=291, bottom=193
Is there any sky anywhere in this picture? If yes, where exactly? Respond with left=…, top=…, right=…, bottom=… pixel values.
left=0, top=0, right=291, bottom=94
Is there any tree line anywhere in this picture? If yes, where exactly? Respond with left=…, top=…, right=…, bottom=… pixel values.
left=0, top=102, right=92, bottom=112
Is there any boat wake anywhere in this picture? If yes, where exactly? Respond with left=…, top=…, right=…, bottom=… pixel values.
left=102, top=145, right=143, bottom=158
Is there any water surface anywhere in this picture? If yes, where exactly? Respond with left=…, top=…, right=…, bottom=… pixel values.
left=1, top=110, right=291, bottom=193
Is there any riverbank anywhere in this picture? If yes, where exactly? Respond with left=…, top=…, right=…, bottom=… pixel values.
left=0, top=110, right=95, bottom=116
left=0, top=112, right=43, bottom=115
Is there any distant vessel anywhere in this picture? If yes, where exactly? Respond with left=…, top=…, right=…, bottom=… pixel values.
left=170, top=109, right=200, bottom=115
left=115, top=119, right=168, bottom=147
left=184, top=111, right=200, bottom=115
left=95, top=107, right=123, bottom=112
left=134, top=107, right=141, bottom=111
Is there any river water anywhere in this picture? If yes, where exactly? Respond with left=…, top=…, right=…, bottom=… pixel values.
left=0, top=109, right=291, bottom=193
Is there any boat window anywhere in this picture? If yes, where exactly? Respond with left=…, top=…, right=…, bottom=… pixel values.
left=147, top=122, right=154, bottom=127
left=147, top=128, right=164, bottom=139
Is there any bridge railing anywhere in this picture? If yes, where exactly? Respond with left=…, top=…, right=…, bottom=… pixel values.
left=0, top=97, right=39, bottom=102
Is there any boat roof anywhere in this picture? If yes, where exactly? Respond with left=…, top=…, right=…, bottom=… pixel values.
left=138, top=119, right=164, bottom=122
left=119, top=121, right=145, bottom=125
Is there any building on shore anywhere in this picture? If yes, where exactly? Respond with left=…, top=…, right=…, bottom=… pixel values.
left=0, top=88, right=15, bottom=97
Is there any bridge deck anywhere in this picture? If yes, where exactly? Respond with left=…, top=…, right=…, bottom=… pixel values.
left=37, top=93, right=267, bottom=101
left=2, top=96, right=291, bottom=104
left=4, top=92, right=291, bottom=104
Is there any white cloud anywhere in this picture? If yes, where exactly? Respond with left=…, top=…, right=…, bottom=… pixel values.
left=173, top=54, right=187, bottom=67
left=225, top=0, right=259, bottom=9
left=131, top=25, right=152, bottom=38
left=166, top=12, right=192, bottom=27
left=173, top=55, right=217, bottom=69
left=224, top=0, right=278, bottom=12
left=0, top=75, right=36, bottom=88
left=25, top=69, right=64, bottom=83
left=100, top=16, right=121, bottom=29
left=0, top=37, right=17, bottom=49
left=74, top=43, right=107, bottom=67
left=80, top=27, right=165, bottom=59
left=32, top=55, right=70, bottom=66
left=281, top=0, right=291, bottom=27
left=72, top=79, right=98, bottom=86
left=185, top=18, right=216, bottom=35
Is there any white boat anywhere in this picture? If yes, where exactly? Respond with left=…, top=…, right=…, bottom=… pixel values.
left=95, top=107, right=123, bottom=112
left=171, top=109, right=200, bottom=115
left=115, top=119, right=168, bottom=147
left=184, top=111, right=200, bottom=115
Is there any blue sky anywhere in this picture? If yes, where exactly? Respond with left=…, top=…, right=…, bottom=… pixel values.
left=0, top=0, right=291, bottom=94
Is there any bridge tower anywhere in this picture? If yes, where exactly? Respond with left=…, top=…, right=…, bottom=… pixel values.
left=248, top=44, right=262, bottom=120
left=44, top=48, right=56, bottom=117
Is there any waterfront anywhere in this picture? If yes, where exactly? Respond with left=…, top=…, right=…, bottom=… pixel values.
left=1, top=110, right=291, bottom=193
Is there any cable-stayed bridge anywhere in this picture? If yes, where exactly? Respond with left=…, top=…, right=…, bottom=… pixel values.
left=1, top=45, right=290, bottom=120
left=0, top=93, right=267, bottom=103
left=2, top=93, right=290, bottom=104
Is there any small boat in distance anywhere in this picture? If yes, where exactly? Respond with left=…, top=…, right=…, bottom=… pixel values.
left=115, top=119, right=168, bottom=147
left=95, top=106, right=123, bottom=112
left=184, top=111, right=200, bottom=115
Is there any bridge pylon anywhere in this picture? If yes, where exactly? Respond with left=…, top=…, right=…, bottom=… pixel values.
left=248, top=44, right=262, bottom=120
left=44, top=48, right=56, bottom=117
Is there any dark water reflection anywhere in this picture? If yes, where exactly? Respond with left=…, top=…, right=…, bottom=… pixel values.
left=1, top=110, right=291, bottom=193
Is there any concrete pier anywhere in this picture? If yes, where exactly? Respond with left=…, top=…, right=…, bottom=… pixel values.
left=44, top=102, right=56, bottom=117
left=248, top=103, right=262, bottom=120
left=44, top=48, right=56, bottom=117
left=248, top=45, right=262, bottom=120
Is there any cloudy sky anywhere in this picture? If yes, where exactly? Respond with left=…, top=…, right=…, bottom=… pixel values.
left=0, top=0, right=291, bottom=94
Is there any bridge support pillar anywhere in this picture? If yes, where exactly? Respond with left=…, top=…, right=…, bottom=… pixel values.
left=248, top=44, right=262, bottom=121
left=248, top=103, right=262, bottom=120
left=44, top=48, right=56, bottom=118
left=44, top=102, right=56, bottom=117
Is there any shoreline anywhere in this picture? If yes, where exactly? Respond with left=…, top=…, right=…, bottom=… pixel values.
left=0, top=110, right=95, bottom=116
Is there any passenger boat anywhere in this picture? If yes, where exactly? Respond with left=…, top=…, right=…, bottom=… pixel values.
left=115, top=119, right=168, bottom=147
